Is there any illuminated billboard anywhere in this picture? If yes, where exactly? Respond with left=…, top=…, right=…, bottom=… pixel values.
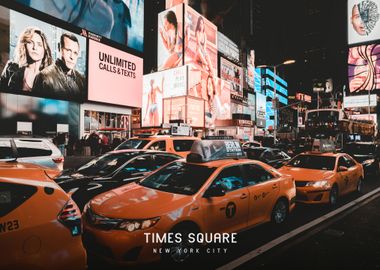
left=184, top=6, right=218, bottom=77
left=220, top=57, right=243, bottom=96
left=204, top=78, right=231, bottom=127
left=256, top=93, right=266, bottom=128
left=348, top=44, right=380, bottom=92
left=157, top=5, right=184, bottom=71
left=88, top=40, right=143, bottom=107
left=163, top=96, right=205, bottom=127
left=166, top=0, right=188, bottom=8
left=348, top=0, right=380, bottom=45
left=16, top=0, right=145, bottom=52
left=247, top=50, right=255, bottom=89
left=0, top=7, right=87, bottom=101
left=218, top=32, right=239, bottom=62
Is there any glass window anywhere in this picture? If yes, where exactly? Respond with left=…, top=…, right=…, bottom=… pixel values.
left=209, top=166, right=246, bottom=192
left=14, top=140, right=52, bottom=157
left=337, top=157, right=348, bottom=168
left=262, top=151, right=273, bottom=160
left=0, top=140, right=14, bottom=159
left=152, top=154, right=180, bottom=169
left=242, top=164, right=274, bottom=186
left=0, top=182, right=37, bottom=218
left=343, top=155, right=356, bottom=168
left=148, top=141, right=166, bottom=151
left=287, top=155, right=336, bottom=170
left=173, top=140, right=195, bottom=152
left=115, top=139, right=150, bottom=150
left=139, top=162, right=216, bottom=195
left=246, top=148, right=265, bottom=159
left=121, top=156, right=153, bottom=174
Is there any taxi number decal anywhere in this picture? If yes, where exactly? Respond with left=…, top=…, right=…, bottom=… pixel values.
left=226, top=202, right=236, bottom=218
left=0, top=220, right=20, bottom=233
left=254, top=192, right=269, bottom=201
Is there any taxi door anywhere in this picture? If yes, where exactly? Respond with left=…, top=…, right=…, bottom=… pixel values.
left=201, top=165, right=249, bottom=233
left=343, top=155, right=362, bottom=192
left=336, top=156, right=351, bottom=195
left=241, top=164, right=280, bottom=226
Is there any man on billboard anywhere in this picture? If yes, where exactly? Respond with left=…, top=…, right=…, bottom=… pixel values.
left=33, top=33, right=85, bottom=100
left=144, top=77, right=164, bottom=127
left=351, top=0, right=380, bottom=36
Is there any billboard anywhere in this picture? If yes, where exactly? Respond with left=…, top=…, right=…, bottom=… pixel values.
left=157, top=5, right=184, bottom=71
left=247, top=50, right=255, bottom=89
left=247, top=93, right=256, bottom=121
left=218, top=32, right=239, bottom=62
left=163, top=96, right=205, bottom=127
left=348, top=44, right=380, bottom=92
left=0, top=7, right=87, bottom=101
left=344, top=94, right=377, bottom=107
left=348, top=0, right=380, bottom=45
left=266, top=101, right=274, bottom=129
left=16, top=0, right=144, bottom=52
left=184, top=6, right=218, bottom=77
left=256, top=93, right=266, bottom=128
left=220, top=57, right=243, bottom=96
left=166, top=0, right=188, bottom=9
left=88, top=40, right=143, bottom=107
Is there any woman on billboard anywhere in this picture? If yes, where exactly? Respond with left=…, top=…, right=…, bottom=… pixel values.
left=195, top=16, right=214, bottom=77
left=158, top=10, right=183, bottom=70
left=0, top=27, right=52, bottom=92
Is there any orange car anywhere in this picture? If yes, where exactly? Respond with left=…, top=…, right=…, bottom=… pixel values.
left=82, top=140, right=296, bottom=265
left=115, top=135, right=200, bottom=157
left=279, top=152, right=364, bottom=205
left=0, top=162, right=87, bottom=270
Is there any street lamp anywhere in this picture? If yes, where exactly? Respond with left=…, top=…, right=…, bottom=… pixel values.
left=257, top=59, right=296, bottom=143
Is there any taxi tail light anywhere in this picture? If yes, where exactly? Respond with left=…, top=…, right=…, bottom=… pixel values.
left=53, top=156, right=64, bottom=163
left=58, top=199, right=82, bottom=236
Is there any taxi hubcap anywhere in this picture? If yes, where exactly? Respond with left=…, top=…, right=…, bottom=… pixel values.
left=330, top=188, right=337, bottom=205
left=274, top=201, right=287, bottom=224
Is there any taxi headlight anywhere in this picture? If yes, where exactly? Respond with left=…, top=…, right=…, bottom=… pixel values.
left=362, top=159, right=375, bottom=166
left=306, top=180, right=330, bottom=188
left=117, top=217, right=160, bottom=232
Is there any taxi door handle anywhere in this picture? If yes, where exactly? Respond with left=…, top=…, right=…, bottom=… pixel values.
left=240, top=193, right=248, bottom=199
left=272, top=184, right=278, bottom=189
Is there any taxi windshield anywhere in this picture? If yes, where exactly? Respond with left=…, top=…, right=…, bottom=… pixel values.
left=116, top=139, right=150, bottom=150
left=76, top=152, right=139, bottom=176
left=139, top=161, right=216, bottom=195
left=286, top=155, right=336, bottom=170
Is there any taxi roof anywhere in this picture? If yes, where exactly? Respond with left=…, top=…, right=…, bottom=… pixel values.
left=132, top=136, right=199, bottom=140
left=299, top=151, right=342, bottom=157
left=187, top=158, right=257, bottom=168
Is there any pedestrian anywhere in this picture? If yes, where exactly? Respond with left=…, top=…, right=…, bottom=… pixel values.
left=88, top=132, right=101, bottom=156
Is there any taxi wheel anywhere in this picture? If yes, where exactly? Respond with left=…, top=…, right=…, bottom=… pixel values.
left=271, top=199, right=288, bottom=225
left=329, top=185, right=338, bottom=206
left=356, top=178, right=363, bottom=194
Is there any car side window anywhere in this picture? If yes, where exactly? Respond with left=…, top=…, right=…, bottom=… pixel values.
left=209, top=166, right=246, bottom=192
left=0, top=182, right=37, bottom=217
left=148, top=141, right=166, bottom=151
left=343, top=155, right=356, bottom=168
left=0, top=140, right=14, bottom=159
left=117, top=156, right=154, bottom=177
left=152, top=154, right=179, bottom=169
left=14, top=140, right=52, bottom=157
left=173, top=140, right=195, bottom=152
left=262, top=151, right=273, bottom=160
left=338, top=157, right=348, bottom=168
left=242, top=164, right=274, bottom=186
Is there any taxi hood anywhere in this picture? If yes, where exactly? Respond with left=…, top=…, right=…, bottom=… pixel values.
left=279, top=166, right=335, bottom=181
left=89, top=183, right=192, bottom=219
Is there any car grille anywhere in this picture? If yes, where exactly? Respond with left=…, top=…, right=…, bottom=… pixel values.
left=85, top=206, right=121, bottom=231
left=295, top=181, right=308, bottom=187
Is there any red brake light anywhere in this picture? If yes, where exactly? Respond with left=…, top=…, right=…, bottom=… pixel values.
left=53, top=157, right=64, bottom=163
left=58, top=199, right=82, bottom=236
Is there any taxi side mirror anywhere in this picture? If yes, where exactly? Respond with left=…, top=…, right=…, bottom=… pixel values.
left=203, top=186, right=226, bottom=198
left=338, top=166, right=348, bottom=172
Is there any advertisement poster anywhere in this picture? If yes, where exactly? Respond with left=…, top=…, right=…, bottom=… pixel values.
left=16, top=0, right=144, bottom=52
left=0, top=7, right=87, bottom=101
left=218, top=32, right=239, bottom=62
left=157, top=5, right=184, bottom=71
left=88, top=40, right=143, bottom=107
left=184, top=6, right=218, bottom=77
left=163, top=96, right=205, bottom=127
left=166, top=0, right=188, bottom=9
left=187, top=97, right=205, bottom=126
left=220, top=57, right=243, bottom=96
left=256, top=92, right=266, bottom=128
left=247, top=49, right=255, bottom=90
left=348, top=0, right=380, bottom=45
left=348, top=44, right=380, bottom=92
left=344, top=94, right=377, bottom=107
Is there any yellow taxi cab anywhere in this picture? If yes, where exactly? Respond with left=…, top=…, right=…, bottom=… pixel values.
left=278, top=144, right=364, bottom=206
left=114, top=135, right=200, bottom=158
left=82, top=139, right=296, bottom=265
left=0, top=162, right=87, bottom=270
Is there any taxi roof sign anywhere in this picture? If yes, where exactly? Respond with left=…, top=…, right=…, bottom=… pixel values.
left=187, top=140, right=245, bottom=163
left=311, top=139, right=336, bottom=153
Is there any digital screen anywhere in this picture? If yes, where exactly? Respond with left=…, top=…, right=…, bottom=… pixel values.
left=184, top=6, right=218, bottom=78
left=247, top=50, right=255, bottom=89
left=247, top=93, right=256, bottom=121
left=188, top=67, right=210, bottom=100
left=88, top=40, right=143, bottom=107
left=157, top=5, right=184, bottom=71
left=256, top=93, right=266, bottom=128
left=166, top=0, right=188, bottom=9
left=187, top=97, right=205, bottom=127
left=218, top=32, right=239, bottom=62
left=220, top=57, right=243, bottom=96
left=348, top=44, right=380, bottom=92
left=254, top=68, right=262, bottom=92
left=348, top=0, right=380, bottom=45
left=0, top=7, right=87, bottom=101
left=16, top=0, right=144, bottom=52
left=163, top=96, right=205, bottom=127
left=266, top=101, right=275, bottom=129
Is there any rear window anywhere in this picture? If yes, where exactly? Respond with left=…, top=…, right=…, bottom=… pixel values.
left=0, top=182, right=37, bottom=218
left=0, top=140, right=14, bottom=159
left=14, top=140, right=53, bottom=157
left=173, top=140, right=195, bottom=152
left=116, top=139, right=150, bottom=150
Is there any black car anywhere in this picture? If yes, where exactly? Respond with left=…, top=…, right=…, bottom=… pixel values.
left=344, top=142, right=380, bottom=177
left=245, top=147, right=291, bottom=168
left=54, top=150, right=181, bottom=210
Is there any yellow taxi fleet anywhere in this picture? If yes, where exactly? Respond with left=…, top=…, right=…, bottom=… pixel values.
left=279, top=151, right=364, bottom=205
left=0, top=162, right=87, bottom=270
left=82, top=140, right=296, bottom=265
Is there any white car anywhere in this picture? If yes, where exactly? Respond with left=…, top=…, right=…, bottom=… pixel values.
left=242, top=140, right=262, bottom=149
left=0, top=137, right=64, bottom=171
